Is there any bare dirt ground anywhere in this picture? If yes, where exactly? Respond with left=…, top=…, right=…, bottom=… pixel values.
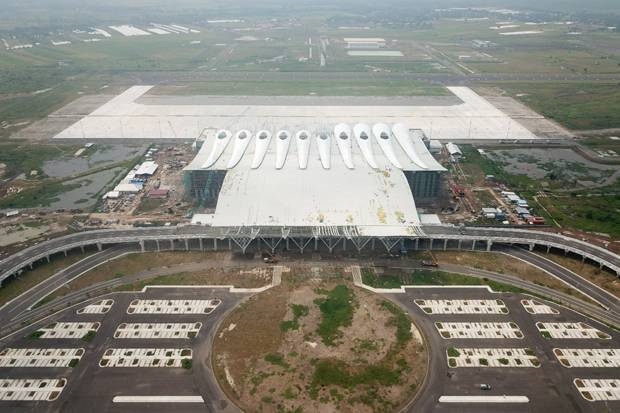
left=213, top=268, right=427, bottom=413
left=536, top=253, right=620, bottom=298
left=432, top=251, right=594, bottom=302
left=46, top=251, right=269, bottom=300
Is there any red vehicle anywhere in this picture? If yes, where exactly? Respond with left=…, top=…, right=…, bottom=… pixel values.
left=450, top=182, right=465, bottom=198
left=527, top=216, right=545, bottom=225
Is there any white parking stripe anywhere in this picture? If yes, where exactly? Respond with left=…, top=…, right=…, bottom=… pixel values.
left=415, top=299, right=508, bottom=314
left=114, top=323, right=202, bottom=339
left=554, top=348, right=620, bottom=368
left=0, top=348, right=84, bottom=367
left=537, top=322, right=610, bottom=339
left=127, top=299, right=221, bottom=314
left=574, top=378, right=620, bottom=401
left=521, top=299, right=559, bottom=314
left=435, top=322, right=523, bottom=339
left=77, top=299, right=114, bottom=314
left=100, top=348, right=192, bottom=368
left=0, top=378, right=66, bottom=401
left=36, top=322, right=100, bottom=339
left=447, top=347, right=540, bottom=368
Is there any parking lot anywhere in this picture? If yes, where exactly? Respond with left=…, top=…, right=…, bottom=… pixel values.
left=0, top=287, right=251, bottom=413
left=390, top=287, right=620, bottom=412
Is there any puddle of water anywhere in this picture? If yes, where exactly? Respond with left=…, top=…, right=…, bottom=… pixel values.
left=42, top=144, right=146, bottom=178
left=486, top=148, right=619, bottom=187
left=46, top=167, right=125, bottom=210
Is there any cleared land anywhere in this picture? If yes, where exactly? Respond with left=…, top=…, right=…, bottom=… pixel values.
left=430, top=251, right=595, bottom=303
left=213, top=274, right=427, bottom=413
left=38, top=251, right=269, bottom=304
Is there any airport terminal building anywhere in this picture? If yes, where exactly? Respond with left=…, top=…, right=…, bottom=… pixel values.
left=183, top=123, right=445, bottom=235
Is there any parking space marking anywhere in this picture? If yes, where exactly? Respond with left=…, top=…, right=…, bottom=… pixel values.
left=574, top=378, right=620, bottom=401
left=77, top=299, right=114, bottom=314
left=536, top=322, right=611, bottom=340
left=521, top=299, right=559, bottom=315
left=435, top=322, right=524, bottom=339
left=0, top=348, right=84, bottom=368
left=447, top=347, right=540, bottom=368
left=0, top=378, right=66, bottom=401
left=127, top=299, right=221, bottom=314
left=554, top=348, right=620, bottom=368
left=414, top=299, right=508, bottom=315
left=99, top=348, right=192, bottom=367
left=113, top=323, right=202, bottom=339
left=36, top=322, right=100, bottom=339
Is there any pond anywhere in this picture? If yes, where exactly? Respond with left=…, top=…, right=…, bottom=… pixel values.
left=42, top=144, right=146, bottom=178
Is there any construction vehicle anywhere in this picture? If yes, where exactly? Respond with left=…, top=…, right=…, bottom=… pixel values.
left=421, top=250, right=439, bottom=267
left=261, top=252, right=278, bottom=264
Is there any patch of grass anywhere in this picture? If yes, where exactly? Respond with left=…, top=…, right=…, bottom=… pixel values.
left=81, top=330, right=97, bottom=342
left=499, top=82, right=620, bottom=130
left=538, top=194, right=620, bottom=239
left=280, top=304, right=310, bottom=332
left=447, top=347, right=460, bottom=358
left=181, top=359, right=192, bottom=369
left=68, top=358, right=79, bottom=368
left=311, top=359, right=401, bottom=393
left=364, top=268, right=526, bottom=294
left=314, top=285, right=355, bottom=346
left=380, top=301, right=412, bottom=345
left=0, top=180, right=82, bottom=209
left=264, top=353, right=289, bottom=369
left=27, top=330, right=44, bottom=339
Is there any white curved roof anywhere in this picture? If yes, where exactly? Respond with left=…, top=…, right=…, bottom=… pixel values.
left=316, top=132, right=331, bottom=169
left=227, top=129, right=252, bottom=169
left=352, top=123, right=378, bottom=169
left=392, top=123, right=427, bottom=169
left=251, top=130, right=272, bottom=169
left=295, top=130, right=311, bottom=169
left=372, top=123, right=402, bottom=169
left=201, top=129, right=231, bottom=168
left=275, top=130, right=291, bottom=169
left=334, top=123, right=353, bottom=169
left=187, top=123, right=444, bottom=173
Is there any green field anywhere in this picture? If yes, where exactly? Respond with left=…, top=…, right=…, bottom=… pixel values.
left=496, top=82, right=620, bottom=130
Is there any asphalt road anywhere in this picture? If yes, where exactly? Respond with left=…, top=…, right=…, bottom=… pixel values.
left=498, top=245, right=620, bottom=316
left=0, top=246, right=136, bottom=327
left=1, top=225, right=618, bottom=285
left=391, top=288, right=620, bottom=413
left=1, top=287, right=249, bottom=413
